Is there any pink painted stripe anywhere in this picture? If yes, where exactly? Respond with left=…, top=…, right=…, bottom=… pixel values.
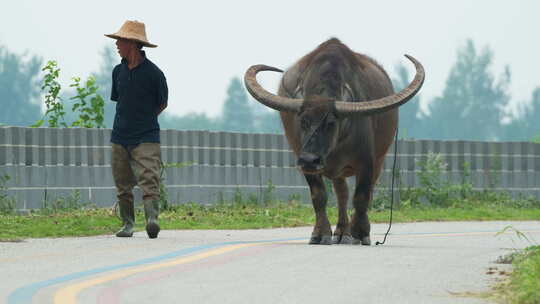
left=97, top=243, right=281, bottom=304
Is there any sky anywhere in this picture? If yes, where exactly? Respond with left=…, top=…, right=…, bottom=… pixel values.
left=1, top=0, right=538, bottom=118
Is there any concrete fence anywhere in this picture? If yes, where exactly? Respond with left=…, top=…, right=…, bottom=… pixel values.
left=1, top=126, right=539, bottom=210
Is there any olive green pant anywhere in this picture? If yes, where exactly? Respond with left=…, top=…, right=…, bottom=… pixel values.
left=111, top=143, right=161, bottom=205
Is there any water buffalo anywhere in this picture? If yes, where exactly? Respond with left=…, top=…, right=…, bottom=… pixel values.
left=244, top=38, right=424, bottom=245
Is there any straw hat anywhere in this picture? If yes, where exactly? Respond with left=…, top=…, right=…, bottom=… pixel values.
left=105, top=20, right=157, bottom=48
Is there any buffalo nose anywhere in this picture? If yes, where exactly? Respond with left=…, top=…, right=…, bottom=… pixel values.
left=298, top=152, right=322, bottom=168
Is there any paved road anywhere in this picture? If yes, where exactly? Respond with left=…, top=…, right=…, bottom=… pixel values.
left=2, top=221, right=540, bottom=304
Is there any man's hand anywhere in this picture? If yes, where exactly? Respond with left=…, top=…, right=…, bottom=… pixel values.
left=157, top=103, right=167, bottom=115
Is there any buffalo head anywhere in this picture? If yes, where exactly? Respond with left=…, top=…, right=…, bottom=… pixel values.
left=295, top=50, right=358, bottom=173
left=296, top=97, right=339, bottom=174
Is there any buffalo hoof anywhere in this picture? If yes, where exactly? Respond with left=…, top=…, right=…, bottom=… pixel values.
left=352, top=236, right=371, bottom=246
left=309, top=235, right=332, bottom=245
left=332, top=235, right=353, bottom=245
left=341, top=235, right=354, bottom=244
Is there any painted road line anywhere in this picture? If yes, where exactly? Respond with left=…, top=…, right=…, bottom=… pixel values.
left=7, top=238, right=303, bottom=304
left=7, top=242, right=226, bottom=304
left=96, top=243, right=283, bottom=304
left=53, top=242, right=266, bottom=304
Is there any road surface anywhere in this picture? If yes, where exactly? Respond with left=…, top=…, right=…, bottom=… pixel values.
left=2, top=221, right=540, bottom=304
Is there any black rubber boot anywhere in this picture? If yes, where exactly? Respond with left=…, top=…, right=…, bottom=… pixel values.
left=144, top=200, right=160, bottom=239
left=115, top=201, right=135, bottom=237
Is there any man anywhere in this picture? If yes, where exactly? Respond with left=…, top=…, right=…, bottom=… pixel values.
left=105, top=20, right=168, bottom=239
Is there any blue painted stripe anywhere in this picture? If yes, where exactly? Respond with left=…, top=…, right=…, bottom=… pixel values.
left=7, top=238, right=304, bottom=304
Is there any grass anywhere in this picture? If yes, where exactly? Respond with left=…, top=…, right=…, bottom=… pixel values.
left=490, top=245, right=540, bottom=304
left=507, top=246, right=540, bottom=303
left=1, top=200, right=540, bottom=241
left=0, top=209, right=119, bottom=241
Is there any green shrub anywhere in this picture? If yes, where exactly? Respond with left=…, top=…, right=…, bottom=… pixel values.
left=398, top=152, right=475, bottom=208
left=0, top=174, right=15, bottom=214
left=41, top=190, right=91, bottom=214
left=159, top=162, right=192, bottom=211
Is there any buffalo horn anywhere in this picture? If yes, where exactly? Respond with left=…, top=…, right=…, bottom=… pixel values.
left=334, top=55, right=425, bottom=115
left=244, top=65, right=302, bottom=113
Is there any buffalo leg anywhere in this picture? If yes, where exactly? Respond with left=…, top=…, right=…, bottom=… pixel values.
left=332, top=178, right=352, bottom=244
left=305, top=174, right=332, bottom=245
left=351, top=174, right=374, bottom=245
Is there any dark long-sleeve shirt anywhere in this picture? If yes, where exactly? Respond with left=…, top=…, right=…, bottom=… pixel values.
left=110, top=51, right=168, bottom=145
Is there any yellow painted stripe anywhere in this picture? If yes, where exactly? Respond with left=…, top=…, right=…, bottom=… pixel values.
left=53, top=242, right=262, bottom=304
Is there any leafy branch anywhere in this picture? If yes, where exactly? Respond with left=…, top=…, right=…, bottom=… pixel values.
left=32, top=60, right=66, bottom=128
left=32, top=60, right=106, bottom=128
left=70, top=76, right=105, bottom=128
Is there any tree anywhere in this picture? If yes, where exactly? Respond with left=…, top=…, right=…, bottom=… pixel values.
left=510, top=87, right=540, bottom=141
left=159, top=112, right=220, bottom=131
left=253, top=107, right=282, bottom=134
left=159, top=76, right=284, bottom=133
left=220, top=77, right=255, bottom=132
left=391, top=64, right=423, bottom=139
left=152, top=75, right=283, bottom=134
left=527, top=88, right=540, bottom=140
left=0, top=44, right=42, bottom=126
left=500, top=114, right=527, bottom=141
left=425, top=40, right=511, bottom=141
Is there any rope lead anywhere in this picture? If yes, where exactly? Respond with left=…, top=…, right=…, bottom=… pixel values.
left=376, top=127, right=399, bottom=246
